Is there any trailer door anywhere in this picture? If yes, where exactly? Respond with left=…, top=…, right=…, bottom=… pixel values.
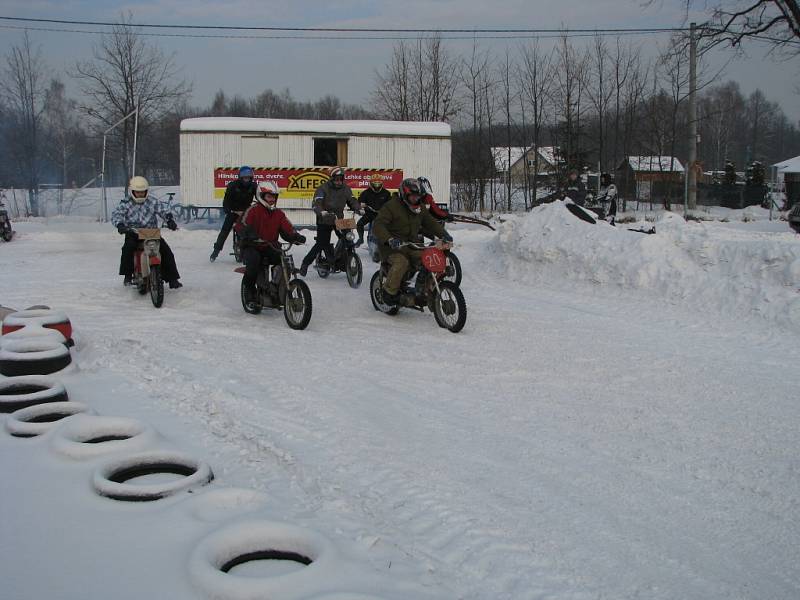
left=241, top=135, right=279, bottom=166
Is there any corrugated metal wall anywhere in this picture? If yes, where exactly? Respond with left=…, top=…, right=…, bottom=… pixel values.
left=181, top=130, right=452, bottom=224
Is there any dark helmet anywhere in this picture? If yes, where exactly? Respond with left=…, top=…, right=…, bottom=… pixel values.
left=600, top=172, right=612, bottom=186
left=329, top=167, right=346, bottom=188
left=417, top=176, right=433, bottom=196
left=239, top=166, right=254, bottom=182
left=399, top=178, right=423, bottom=213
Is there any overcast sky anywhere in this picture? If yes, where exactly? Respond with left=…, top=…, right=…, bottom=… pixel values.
left=1, top=0, right=798, bottom=121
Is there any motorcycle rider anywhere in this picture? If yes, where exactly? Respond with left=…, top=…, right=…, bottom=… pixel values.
left=355, top=173, right=391, bottom=246
left=417, top=176, right=456, bottom=223
left=239, top=181, right=306, bottom=307
left=563, top=169, right=587, bottom=206
left=298, top=166, right=362, bottom=276
left=210, top=166, right=257, bottom=262
left=373, top=178, right=451, bottom=305
left=112, top=176, right=182, bottom=288
left=596, top=172, right=618, bottom=225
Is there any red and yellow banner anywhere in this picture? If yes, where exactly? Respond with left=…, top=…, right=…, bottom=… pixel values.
left=214, top=167, right=403, bottom=201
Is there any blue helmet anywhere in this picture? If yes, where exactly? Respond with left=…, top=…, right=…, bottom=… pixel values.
left=239, top=166, right=254, bottom=180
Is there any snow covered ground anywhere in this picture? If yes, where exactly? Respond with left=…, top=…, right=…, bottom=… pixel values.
left=1, top=207, right=799, bottom=599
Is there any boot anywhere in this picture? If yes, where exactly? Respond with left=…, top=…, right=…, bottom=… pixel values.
left=123, top=274, right=133, bottom=286
left=168, top=280, right=183, bottom=289
left=298, top=262, right=309, bottom=277
left=209, top=248, right=219, bottom=262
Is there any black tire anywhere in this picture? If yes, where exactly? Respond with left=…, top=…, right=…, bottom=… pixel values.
left=369, top=271, right=399, bottom=315
left=346, top=251, right=363, bottom=289
left=241, top=278, right=262, bottom=314
left=0, top=376, right=69, bottom=413
left=2, top=230, right=11, bottom=242
left=0, top=339, right=72, bottom=376
left=433, top=281, right=467, bottom=333
left=315, top=260, right=330, bottom=278
left=149, top=265, right=164, bottom=308
left=283, top=279, right=312, bottom=330
left=137, top=282, right=147, bottom=295
left=566, top=202, right=597, bottom=224
left=444, top=252, right=463, bottom=287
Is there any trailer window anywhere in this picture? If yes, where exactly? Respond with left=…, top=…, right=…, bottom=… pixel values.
left=314, top=138, right=347, bottom=167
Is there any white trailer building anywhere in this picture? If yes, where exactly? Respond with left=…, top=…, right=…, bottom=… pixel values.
left=179, top=117, right=451, bottom=224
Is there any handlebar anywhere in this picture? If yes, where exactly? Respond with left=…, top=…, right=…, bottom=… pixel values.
left=396, top=240, right=452, bottom=251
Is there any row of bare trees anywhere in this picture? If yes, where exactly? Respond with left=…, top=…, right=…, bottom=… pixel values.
left=372, top=33, right=800, bottom=212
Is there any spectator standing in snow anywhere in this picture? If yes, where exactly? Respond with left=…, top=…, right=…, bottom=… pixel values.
left=597, top=173, right=618, bottom=225
left=563, top=169, right=587, bottom=206
left=210, top=166, right=257, bottom=262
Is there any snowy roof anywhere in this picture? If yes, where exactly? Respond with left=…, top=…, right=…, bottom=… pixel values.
left=625, top=156, right=684, bottom=173
left=491, top=147, right=528, bottom=172
left=491, top=145, right=562, bottom=172
left=180, top=117, right=451, bottom=138
left=773, top=155, right=800, bottom=174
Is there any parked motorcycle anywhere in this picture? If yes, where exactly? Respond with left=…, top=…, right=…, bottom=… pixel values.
left=129, top=228, right=165, bottom=308
left=314, top=218, right=363, bottom=288
left=0, top=199, right=13, bottom=242
left=235, top=241, right=312, bottom=330
left=369, top=240, right=467, bottom=333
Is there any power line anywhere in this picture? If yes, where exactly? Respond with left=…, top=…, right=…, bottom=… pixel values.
left=0, top=15, right=689, bottom=34
left=0, top=23, right=682, bottom=42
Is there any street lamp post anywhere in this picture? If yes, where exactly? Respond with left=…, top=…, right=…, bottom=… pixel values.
left=99, top=100, right=140, bottom=222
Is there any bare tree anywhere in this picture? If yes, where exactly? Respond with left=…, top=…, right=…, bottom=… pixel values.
left=552, top=34, right=589, bottom=172
left=43, top=79, right=84, bottom=213
left=74, top=14, right=190, bottom=184
left=2, top=32, right=47, bottom=216
left=518, top=41, right=554, bottom=208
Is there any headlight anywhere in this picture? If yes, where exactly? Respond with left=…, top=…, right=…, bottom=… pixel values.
left=345, top=231, right=355, bottom=242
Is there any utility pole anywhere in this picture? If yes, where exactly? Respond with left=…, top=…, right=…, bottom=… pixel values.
left=687, top=22, right=698, bottom=212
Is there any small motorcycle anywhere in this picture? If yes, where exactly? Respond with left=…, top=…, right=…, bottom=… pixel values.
left=130, top=228, right=165, bottom=308
left=314, top=218, right=363, bottom=289
left=0, top=199, right=13, bottom=242
left=235, top=241, right=313, bottom=330
left=369, top=241, right=467, bottom=333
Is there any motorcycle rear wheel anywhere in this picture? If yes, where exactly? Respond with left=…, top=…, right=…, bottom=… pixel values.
left=346, top=252, right=363, bottom=289
left=240, top=278, right=262, bottom=314
left=370, top=271, right=399, bottom=316
left=149, top=266, right=164, bottom=308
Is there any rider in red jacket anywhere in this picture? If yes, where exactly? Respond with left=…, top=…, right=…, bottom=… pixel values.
left=238, top=181, right=306, bottom=302
left=418, top=177, right=454, bottom=222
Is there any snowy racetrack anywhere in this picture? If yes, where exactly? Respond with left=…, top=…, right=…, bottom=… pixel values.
left=2, top=214, right=799, bottom=599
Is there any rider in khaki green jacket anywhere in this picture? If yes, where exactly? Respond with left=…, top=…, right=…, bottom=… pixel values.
left=373, top=178, right=451, bottom=304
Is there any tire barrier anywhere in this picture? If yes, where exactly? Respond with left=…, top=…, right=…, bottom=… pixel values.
left=50, top=415, right=159, bottom=460
left=93, top=451, right=214, bottom=502
left=2, top=308, right=73, bottom=345
left=0, top=338, right=72, bottom=376
left=2, top=325, right=67, bottom=345
left=5, top=401, right=92, bottom=438
left=188, top=520, right=337, bottom=600
left=0, top=375, right=69, bottom=413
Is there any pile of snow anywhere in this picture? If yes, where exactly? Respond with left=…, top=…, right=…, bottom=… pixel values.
left=484, top=201, right=800, bottom=329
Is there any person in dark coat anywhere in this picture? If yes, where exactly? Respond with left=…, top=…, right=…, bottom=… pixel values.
left=373, top=178, right=450, bottom=305
left=563, top=169, right=587, bottom=206
left=355, top=173, right=391, bottom=246
left=298, top=167, right=362, bottom=276
left=210, top=166, right=257, bottom=262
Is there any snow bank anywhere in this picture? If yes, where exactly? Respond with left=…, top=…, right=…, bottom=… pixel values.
left=484, top=201, right=800, bottom=329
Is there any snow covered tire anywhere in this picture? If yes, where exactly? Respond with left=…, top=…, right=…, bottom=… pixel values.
left=5, top=401, right=92, bottom=438
left=0, top=376, right=68, bottom=413
left=50, top=414, right=159, bottom=459
left=2, top=309, right=73, bottom=344
left=188, top=521, right=337, bottom=599
left=93, top=451, right=214, bottom=502
left=0, top=338, right=72, bottom=376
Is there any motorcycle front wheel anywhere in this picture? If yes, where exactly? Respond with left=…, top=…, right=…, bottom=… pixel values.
left=346, top=251, right=363, bottom=289
left=433, top=281, right=466, bottom=333
left=149, top=265, right=164, bottom=308
left=232, top=233, right=243, bottom=263
left=444, top=252, right=462, bottom=287
left=241, top=278, right=262, bottom=314
left=283, top=279, right=312, bottom=330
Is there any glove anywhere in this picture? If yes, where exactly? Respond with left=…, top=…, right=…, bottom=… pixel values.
left=442, top=231, right=454, bottom=243
left=117, top=223, right=128, bottom=235
left=166, top=218, right=178, bottom=231
left=294, top=234, right=307, bottom=245
left=388, top=238, right=402, bottom=250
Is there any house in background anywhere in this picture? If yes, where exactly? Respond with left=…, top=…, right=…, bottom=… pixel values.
left=491, top=146, right=562, bottom=185
left=616, top=156, right=684, bottom=205
left=773, top=155, right=800, bottom=208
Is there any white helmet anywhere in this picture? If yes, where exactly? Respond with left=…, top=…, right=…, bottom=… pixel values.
left=257, top=180, right=280, bottom=210
left=129, top=176, right=149, bottom=204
